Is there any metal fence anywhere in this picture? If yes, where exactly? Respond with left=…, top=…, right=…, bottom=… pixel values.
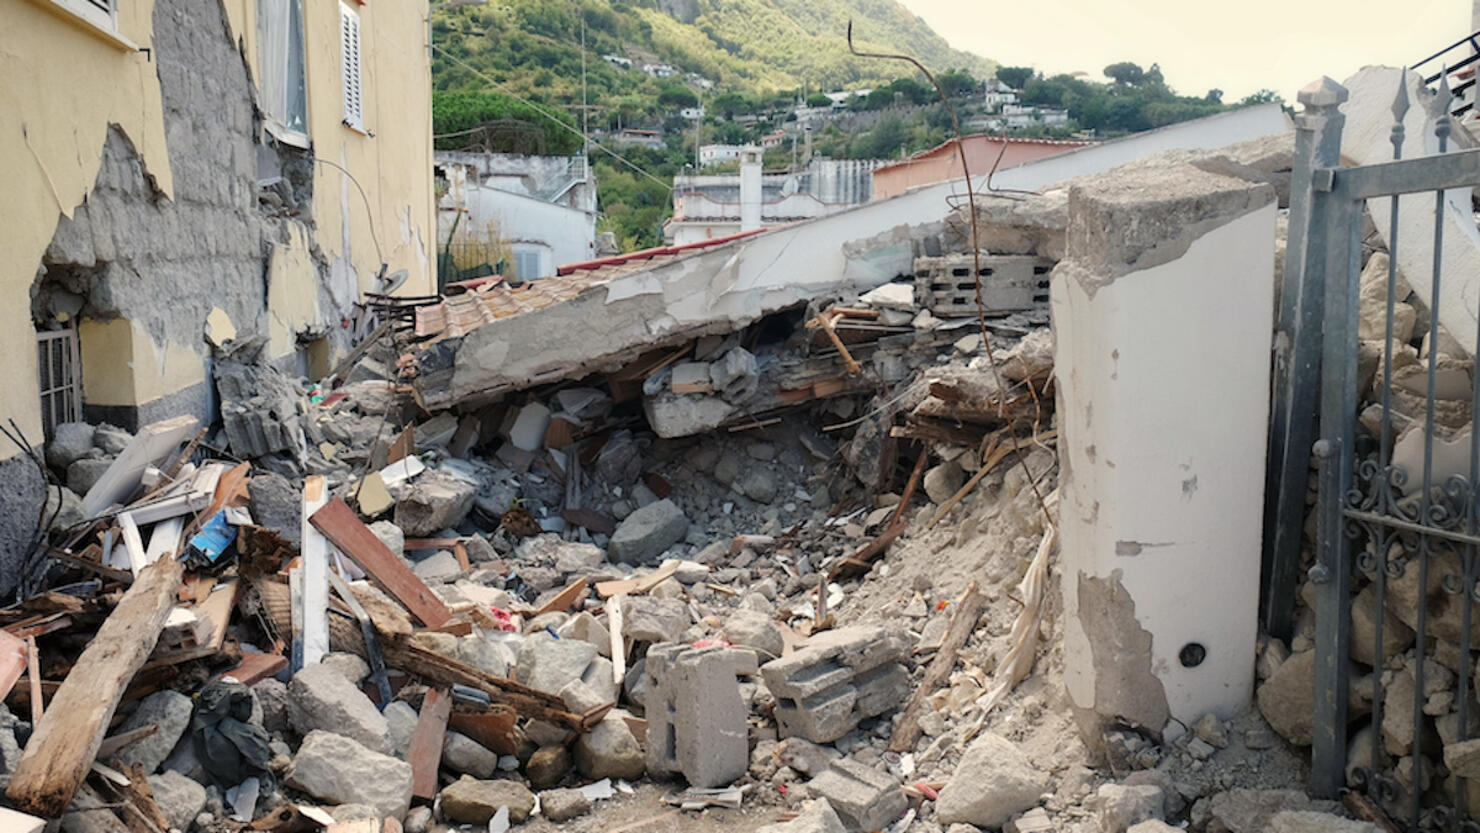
left=1290, top=71, right=1480, bottom=829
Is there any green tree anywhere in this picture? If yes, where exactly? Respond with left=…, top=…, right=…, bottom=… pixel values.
left=805, top=92, right=832, bottom=107
left=1205, top=88, right=1223, bottom=104
left=996, top=66, right=1033, bottom=90
left=712, top=91, right=750, bottom=119
left=657, top=85, right=699, bottom=109
left=432, top=90, right=583, bottom=154
left=1239, top=89, right=1281, bottom=106
left=937, top=69, right=978, bottom=98
left=1103, top=62, right=1145, bottom=86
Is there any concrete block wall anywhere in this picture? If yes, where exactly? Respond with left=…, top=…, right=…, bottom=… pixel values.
left=1053, top=163, right=1277, bottom=747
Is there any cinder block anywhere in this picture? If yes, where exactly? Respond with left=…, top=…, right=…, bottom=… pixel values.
left=808, top=758, right=907, bottom=832
left=643, top=644, right=748, bottom=788
left=913, top=254, right=1046, bottom=316
left=759, top=626, right=909, bottom=743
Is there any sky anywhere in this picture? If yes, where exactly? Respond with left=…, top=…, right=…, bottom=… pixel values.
left=897, top=0, right=1470, bottom=103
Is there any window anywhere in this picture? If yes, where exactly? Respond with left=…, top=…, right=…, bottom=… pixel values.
left=36, top=326, right=81, bottom=441
left=258, top=0, right=308, bottom=146
left=52, top=0, right=115, bottom=31
left=513, top=249, right=543, bottom=280
left=339, top=3, right=364, bottom=132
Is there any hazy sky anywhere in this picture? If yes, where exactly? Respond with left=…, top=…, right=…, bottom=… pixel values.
left=898, top=0, right=1470, bottom=102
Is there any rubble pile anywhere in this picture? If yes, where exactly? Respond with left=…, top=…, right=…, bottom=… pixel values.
left=1255, top=235, right=1480, bottom=821
left=1, top=142, right=1403, bottom=833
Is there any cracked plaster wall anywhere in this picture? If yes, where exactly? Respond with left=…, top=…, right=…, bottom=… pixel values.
left=1054, top=162, right=1277, bottom=746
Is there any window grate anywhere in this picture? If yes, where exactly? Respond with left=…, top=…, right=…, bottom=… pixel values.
left=36, top=326, right=81, bottom=442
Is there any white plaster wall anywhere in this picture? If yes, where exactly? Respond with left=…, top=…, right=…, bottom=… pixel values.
left=457, top=186, right=596, bottom=276
left=1341, top=66, right=1480, bottom=356
left=1055, top=204, right=1277, bottom=725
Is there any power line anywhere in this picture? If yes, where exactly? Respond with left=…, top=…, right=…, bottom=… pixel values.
left=432, top=44, right=673, bottom=191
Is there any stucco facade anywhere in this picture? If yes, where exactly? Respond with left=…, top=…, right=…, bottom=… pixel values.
left=0, top=0, right=434, bottom=594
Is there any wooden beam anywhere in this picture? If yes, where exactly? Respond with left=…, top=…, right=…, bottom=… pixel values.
left=25, top=636, right=41, bottom=726
left=0, top=630, right=27, bottom=701
left=595, top=562, right=678, bottom=599
left=407, top=688, right=451, bottom=801
left=5, top=556, right=184, bottom=817
left=535, top=578, right=587, bottom=617
left=309, top=498, right=452, bottom=628
left=887, top=581, right=986, bottom=753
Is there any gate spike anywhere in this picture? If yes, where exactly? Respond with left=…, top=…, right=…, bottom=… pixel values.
left=1435, top=66, right=1454, bottom=115
left=1391, top=69, right=1410, bottom=123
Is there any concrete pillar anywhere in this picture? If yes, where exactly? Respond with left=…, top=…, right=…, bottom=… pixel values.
left=739, top=146, right=762, bottom=232
left=1054, top=163, right=1277, bottom=748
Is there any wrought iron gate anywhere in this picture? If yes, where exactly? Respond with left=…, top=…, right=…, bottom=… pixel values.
left=1302, top=71, right=1480, bottom=829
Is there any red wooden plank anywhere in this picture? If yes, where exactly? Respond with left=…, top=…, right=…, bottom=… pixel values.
left=221, top=652, right=288, bottom=686
left=407, top=688, right=452, bottom=800
left=0, top=631, right=26, bottom=702
left=309, top=498, right=452, bottom=627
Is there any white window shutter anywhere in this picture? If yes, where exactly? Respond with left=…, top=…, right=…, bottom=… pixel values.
left=339, top=3, right=363, bottom=130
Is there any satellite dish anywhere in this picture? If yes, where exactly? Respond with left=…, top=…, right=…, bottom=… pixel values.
left=376, top=268, right=410, bottom=294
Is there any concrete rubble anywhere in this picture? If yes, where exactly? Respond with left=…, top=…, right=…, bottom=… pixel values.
left=0, top=122, right=1415, bottom=833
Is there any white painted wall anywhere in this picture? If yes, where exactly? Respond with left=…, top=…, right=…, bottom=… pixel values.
left=1055, top=204, right=1277, bottom=725
left=449, top=186, right=596, bottom=277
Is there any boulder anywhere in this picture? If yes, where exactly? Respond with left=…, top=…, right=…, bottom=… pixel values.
left=438, top=776, right=535, bottom=825
left=622, top=597, right=688, bottom=644
left=94, top=424, right=132, bottom=455
left=320, top=652, right=370, bottom=684
left=557, top=612, right=611, bottom=657
left=284, top=730, right=413, bottom=820
left=287, top=664, right=392, bottom=755
left=1193, top=789, right=1339, bottom=833
left=608, top=499, right=688, bottom=564
left=248, top=472, right=302, bottom=546
left=253, top=679, right=291, bottom=734
left=442, top=731, right=498, bottom=778
left=1257, top=650, right=1316, bottom=745
left=68, top=457, right=113, bottom=495
left=394, top=471, right=476, bottom=537
left=116, top=691, right=194, bottom=774
left=411, top=550, right=462, bottom=584
left=369, top=521, right=405, bottom=559
left=43, top=486, right=85, bottom=535
left=525, top=745, right=572, bottom=789
left=1269, top=811, right=1381, bottom=833
left=923, top=462, right=964, bottom=505
left=514, top=632, right=598, bottom=695
left=47, top=422, right=96, bottom=470
left=936, top=733, right=1048, bottom=828
left=1095, top=784, right=1164, bottom=833
left=574, top=712, right=645, bottom=780
left=147, top=770, right=207, bottom=832
left=539, top=788, right=592, bottom=822
left=384, top=701, right=419, bottom=759
left=755, top=798, right=847, bottom=833
left=724, top=609, right=784, bottom=660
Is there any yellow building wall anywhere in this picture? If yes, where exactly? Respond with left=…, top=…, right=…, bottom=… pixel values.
left=78, top=319, right=206, bottom=408
left=0, top=0, right=435, bottom=462
left=0, top=0, right=172, bottom=460
left=223, top=0, right=437, bottom=354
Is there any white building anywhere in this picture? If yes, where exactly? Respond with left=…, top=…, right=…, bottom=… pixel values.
left=698, top=144, right=746, bottom=166
left=642, top=63, right=676, bottom=78
left=984, top=79, right=1019, bottom=110
left=602, top=54, right=631, bottom=68
left=435, top=152, right=598, bottom=281
left=664, top=151, right=883, bottom=245
left=680, top=106, right=706, bottom=121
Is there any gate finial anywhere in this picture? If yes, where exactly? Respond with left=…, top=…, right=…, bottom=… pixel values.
left=1391, top=69, right=1410, bottom=123
left=1297, top=76, right=1349, bottom=109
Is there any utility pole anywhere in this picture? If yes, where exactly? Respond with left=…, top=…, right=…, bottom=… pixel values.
left=581, top=18, right=589, bottom=157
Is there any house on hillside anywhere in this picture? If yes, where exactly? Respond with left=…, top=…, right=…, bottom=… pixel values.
left=984, top=79, right=1020, bottom=110
left=610, top=128, right=665, bottom=150
left=603, top=54, right=632, bottom=68
left=665, top=149, right=882, bottom=244
left=3, top=0, right=433, bottom=433
left=435, top=152, right=597, bottom=282
left=642, top=63, right=676, bottom=78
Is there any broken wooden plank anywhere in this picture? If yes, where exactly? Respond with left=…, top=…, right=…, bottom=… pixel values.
left=535, top=578, right=587, bottom=617
left=44, top=546, right=135, bottom=585
left=25, top=636, right=41, bottom=726
left=407, top=687, right=452, bottom=800
left=222, top=652, right=288, bottom=686
left=5, top=556, right=184, bottom=817
left=97, top=724, right=160, bottom=760
left=562, top=507, right=616, bottom=536
left=595, top=562, right=678, bottom=599
left=117, top=763, right=172, bottom=833
left=145, top=580, right=238, bottom=669
left=300, top=476, right=331, bottom=668
left=447, top=704, right=518, bottom=756
left=0, top=806, right=45, bottom=833
left=888, top=581, right=987, bottom=753
left=82, top=416, right=200, bottom=518
left=387, top=426, right=415, bottom=466
left=0, top=630, right=27, bottom=701
left=118, top=513, right=148, bottom=575
left=309, top=498, right=452, bottom=628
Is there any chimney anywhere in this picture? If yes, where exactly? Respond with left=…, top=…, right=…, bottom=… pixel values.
left=739, top=146, right=762, bottom=232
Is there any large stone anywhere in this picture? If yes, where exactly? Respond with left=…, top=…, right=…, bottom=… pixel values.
left=94, top=424, right=132, bottom=455
left=384, top=701, right=418, bottom=758
left=755, top=798, right=847, bottom=833
left=411, top=550, right=462, bottom=584
left=1446, top=737, right=1480, bottom=779
left=724, top=609, right=784, bottom=661
left=253, top=678, right=291, bottom=734
left=1095, top=784, right=1164, bottom=833
left=557, top=612, right=611, bottom=657
left=936, top=733, right=1048, bottom=828
left=116, top=691, right=194, bottom=774
left=808, top=758, right=907, bottom=832
left=573, top=712, right=645, bottom=780
left=1350, top=585, right=1414, bottom=667
left=442, top=731, right=498, bottom=778
left=369, top=521, right=405, bottom=559
left=43, top=486, right=85, bottom=535
left=320, top=652, right=370, bottom=684
left=284, top=730, right=413, bottom=820
left=539, top=788, right=592, bottom=822
left=1269, top=811, right=1381, bottom=833
left=146, top=770, right=207, bottom=832
left=526, top=745, right=571, bottom=789
left=1257, top=650, right=1316, bottom=746
left=922, top=462, right=964, bottom=505
left=287, top=664, right=392, bottom=754
left=554, top=541, right=605, bottom=574
left=394, top=471, right=476, bottom=537
left=608, top=499, right=688, bottom=564
left=47, top=423, right=96, bottom=471
left=514, top=632, right=598, bottom=695
left=710, top=347, right=760, bottom=403
left=736, top=469, right=778, bottom=504
left=438, top=776, right=536, bottom=825
left=67, top=457, right=113, bottom=495
left=248, top=471, right=302, bottom=546
left=623, top=596, right=689, bottom=644
left=1194, top=789, right=1339, bottom=833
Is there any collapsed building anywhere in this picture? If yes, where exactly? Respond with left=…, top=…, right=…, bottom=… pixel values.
left=6, top=39, right=1473, bottom=833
